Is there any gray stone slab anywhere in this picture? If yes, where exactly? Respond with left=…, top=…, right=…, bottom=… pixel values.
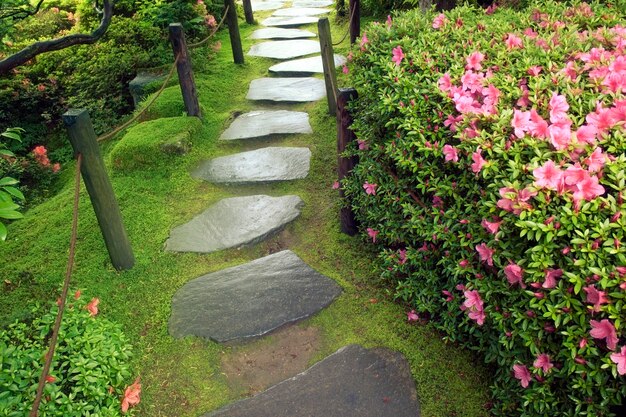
left=192, top=147, right=311, bottom=184
left=272, top=7, right=330, bottom=16
left=169, top=250, right=342, bottom=342
left=247, top=77, right=326, bottom=102
left=269, top=54, right=347, bottom=76
left=261, top=16, right=319, bottom=27
left=292, top=0, right=334, bottom=7
left=248, top=40, right=320, bottom=60
left=250, top=0, right=285, bottom=11
left=203, top=345, right=420, bottom=417
left=165, top=195, right=303, bottom=253
left=220, top=110, right=312, bottom=140
left=250, top=28, right=316, bottom=40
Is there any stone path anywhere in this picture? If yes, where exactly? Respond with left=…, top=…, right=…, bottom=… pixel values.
left=165, top=3, right=421, bottom=415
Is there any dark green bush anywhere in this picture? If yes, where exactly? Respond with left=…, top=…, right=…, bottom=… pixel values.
left=343, top=1, right=626, bottom=415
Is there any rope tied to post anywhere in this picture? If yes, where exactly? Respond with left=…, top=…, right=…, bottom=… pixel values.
left=188, top=5, right=229, bottom=49
left=332, top=3, right=358, bottom=47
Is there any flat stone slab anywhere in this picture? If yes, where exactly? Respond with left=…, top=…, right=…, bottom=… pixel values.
left=169, top=250, right=342, bottom=342
left=247, top=77, right=326, bottom=102
left=165, top=195, right=303, bottom=253
left=203, top=345, right=421, bottom=416
left=272, top=7, right=331, bottom=16
left=292, top=0, right=334, bottom=7
left=192, top=147, right=311, bottom=184
left=248, top=40, right=320, bottom=60
left=249, top=0, right=285, bottom=11
left=261, top=16, right=319, bottom=28
left=219, top=110, right=312, bottom=140
left=250, top=28, right=316, bottom=40
left=269, top=54, right=347, bottom=76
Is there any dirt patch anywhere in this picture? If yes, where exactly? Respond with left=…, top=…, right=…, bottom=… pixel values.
left=220, top=325, right=322, bottom=396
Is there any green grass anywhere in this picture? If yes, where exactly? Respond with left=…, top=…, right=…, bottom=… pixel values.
left=0, top=10, right=491, bottom=417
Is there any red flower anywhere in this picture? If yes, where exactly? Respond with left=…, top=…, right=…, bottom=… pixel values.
left=121, top=377, right=141, bottom=413
left=590, top=319, right=618, bottom=350
left=86, top=298, right=100, bottom=316
left=513, top=364, right=531, bottom=387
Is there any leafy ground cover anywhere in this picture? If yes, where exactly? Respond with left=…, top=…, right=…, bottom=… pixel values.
left=0, top=11, right=490, bottom=417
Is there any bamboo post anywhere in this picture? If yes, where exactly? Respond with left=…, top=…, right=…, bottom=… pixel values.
left=224, top=0, right=244, bottom=64
left=62, top=109, right=135, bottom=271
left=242, top=0, right=254, bottom=24
left=169, top=23, right=201, bottom=117
left=349, top=0, right=360, bottom=45
left=318, top=18, right=338, bottom=115
left=336, top=88, right=359, bottom=235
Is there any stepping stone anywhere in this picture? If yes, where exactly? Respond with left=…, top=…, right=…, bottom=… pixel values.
left=248, top=40, right=320, bottom=60
left=164, top=195, right=303, bottom=253
left=261, top=16, right=319, bottom=28
left=272, top=7, right=330, bottom=16
left=203, top=345, right=420, bottom=416
left=269, top=54, right=347, bottom=76
left=169, top=250, right=342, bottom=342
left=250, top=28, right=316, bottom=40
left=247, top=77, right=326, bottom=102
left=249, top=0, right=284, bottom=11
left=192, top=147, right=312, bottom=184
left=219, top=110, right=312, bottom=140
left=292, top=0, right=334, bottom=7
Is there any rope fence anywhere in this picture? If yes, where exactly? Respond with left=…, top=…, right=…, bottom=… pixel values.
left=332, top=3, right=358, bottom=46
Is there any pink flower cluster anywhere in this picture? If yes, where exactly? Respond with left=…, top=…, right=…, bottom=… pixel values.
left=32, top=145, right=61, bottom=173
left=461, top=289, right=485, bottom=325
left=438, top=65, right=501, bottom=117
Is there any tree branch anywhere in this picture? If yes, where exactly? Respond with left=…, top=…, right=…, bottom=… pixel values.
left=0, top=0, right=113, bottom=74
left=0, top=0, right=45, bottom=21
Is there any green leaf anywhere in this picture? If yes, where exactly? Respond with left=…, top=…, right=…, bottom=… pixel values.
left=0, top=222, right=6, bottom=241
left=0, top=177, right=19, bottom=187
left=2, top=187, right=24, bottom=201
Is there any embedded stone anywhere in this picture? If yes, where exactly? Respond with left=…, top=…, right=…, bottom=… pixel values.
left=248, top=40, right=320, bottom=60
left=261, top=16, right=319, bottom=27
left=202, top=345, right=421, bottom=417
left=169, top=250, right=342, bottom=342
left=219, top=110, right=312, bottom=140
left=250, top=28, right=316, bottom=40
left=291, top=0, right=334, bottom=7
left=246, top=77, right=326, bottom=102
left=165, top=195, right=303, bottom=253
left=269, top=54, right=347, bottom=76
left=192, top=147, right=311, bottom=184
left=129, top=72, right=166, bottom=108
left=272, top=7, right=331, bottom=16
left=250, top=0, right=285, bottom=11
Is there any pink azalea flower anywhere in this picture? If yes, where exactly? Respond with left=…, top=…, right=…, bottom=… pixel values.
left=548, top=123, right=572, bottom=150
left=459, top=259, right=469, bottom=268
left=549, top=93, right=570, bottom=123
left=513, top=364, right=532, bottom=388
left=392, top=46, right=404, bottom=66
left=528, top=109, right=549, bottom=139
left=533, top=354, right=554, bottom=373
left=585, top=147, right=606, bottom=173
left=505, top=33, right=523, bottom=50
left=527, top=66, right=542, bottom=76
left=407, top=310, right=419, bottom=322
left=471, top=149, right=487, bottom=173
left=511, top=110, right=530, bottom=138
left=366, top=228, right=379, bottom=242
left=86, top=298, right=100, bottom=316
left=533, top=160, right=563, bottom=190
left=386, top=15, right=392, bottom=28
left=481, top=218, right=502, bottom=234
left=504, top=263, right=525, bottom=287
left=342, top=65, right=349, bottom=74
left=442, top=144, right=459, bottom=163
left=438, top=73, right=453, bottom=93
left=398, top=249, right=407, bottom=265
left=576, top=124, right=598, bottom=145
left=332, top=181, right=340, bottom=190
left=543, top=269, right=563, bottom=289
left=583, top=285, right=609, bottom=312
left=610, top=346, right=626, bottom=375
left=572, top=175, right=605, bottom=203
left=466, top=51, right=485, bottom=71
left=590, top=319, right=618, bottom=350
left=476, top=243, right=495, bottom=266
left=463, top=290, right=485, bottom=325
left=357, top=139, right=369, bottom=150
left=586, top=102, right=619, bottom=135
left=363, top=181, right=377, bottom=195
left=442, top=290, right=454, bottom=302
left=432, top=13, right=447, bottom=29
left=360, top=32, right=369, bottom=49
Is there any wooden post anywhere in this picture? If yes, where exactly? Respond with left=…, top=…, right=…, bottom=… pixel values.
left=349, top=0, right=360, bottom=45
left=242, top=0, right=254, bottom=24
left=336, top=88, right=359, bottom=235
left=318, top=18, right=338, bottom=115
left=224, top=0, right=244, bottom=64
left=62, top=109, right=135, bottom=271
left=169, top=23, right=201, bottom=117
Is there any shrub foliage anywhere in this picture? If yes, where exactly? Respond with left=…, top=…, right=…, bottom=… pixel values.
left=343, top=1, right=626, bottom=415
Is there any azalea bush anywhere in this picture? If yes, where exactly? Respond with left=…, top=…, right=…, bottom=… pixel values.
left=0, top=293, right=140, bottom=416
left=342, top=1, right=626, bottom=415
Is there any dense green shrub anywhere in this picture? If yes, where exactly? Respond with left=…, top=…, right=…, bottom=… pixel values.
left=0, top=295, right=136, bottom=415
left=343, top=1, right=626, bottom=415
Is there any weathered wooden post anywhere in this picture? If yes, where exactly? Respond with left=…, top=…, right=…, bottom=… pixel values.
left=169, top=23, right=201, bottom=117
left=224, top=0, right=244, bottom=64
left=62, top=109, right=135, bottom=270
left=349, top=0, right=360, bottom=44
left=336, top=88, right=359, bottom=235
left=242, top=0, right=254, bottom=24
left=318, top=17, right=338, bottom=115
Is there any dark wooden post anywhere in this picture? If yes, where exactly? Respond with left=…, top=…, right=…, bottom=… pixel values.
left=62, top=109, right=135, bottom=271
left=336, top=88, right=359, bottom=235
left=242, top=0, right=254, bottom=24
left=318, top=17, right=338, bottom=115
left=169, top=23, right=201, bottom=117
left=349, top=0, right=360, bottom=45
left=224, top=0, right=244, bottom=64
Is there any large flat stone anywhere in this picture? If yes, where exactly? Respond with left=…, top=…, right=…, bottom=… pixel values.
left=272, top=7, right=331, bottom=16
left=261, top=16, right=319, bottom=27
left=203, top=345, right=421, bottom=416
left=247, top=77, right=326, bottom=102
left=292, top=0, right=334, bottom=7
left=269, top=54, right=347, bottom=76
left=169, top=250, right=342, bottom=342
left=219, top=110, right=312, bottom=140
left=248, top=40, right=320, bottom=60
left=192, top=147, right=311, bottom=184
left=249, top=0, right=284, bottom=11
left=165, top=195, right=303, bottom=253
left=250, top=28, right=316, bottom=40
